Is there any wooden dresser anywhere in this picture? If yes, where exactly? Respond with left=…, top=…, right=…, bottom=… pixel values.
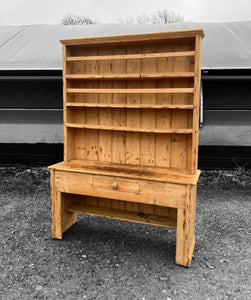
left=49, top=29, right=204, bottom=267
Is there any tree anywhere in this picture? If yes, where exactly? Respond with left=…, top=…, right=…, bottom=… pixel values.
left=119, top=9, right=186, bottom=24
left=61, top=13, right=96, bottom=25
left=152, top=9, right=184, bottom=24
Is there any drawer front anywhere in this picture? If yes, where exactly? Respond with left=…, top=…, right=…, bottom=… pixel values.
left=54, top=171, right=187, bottom=208
left=92, top=176, right=139, bottom=194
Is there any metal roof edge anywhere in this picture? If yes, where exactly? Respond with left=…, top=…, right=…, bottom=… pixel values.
left=0, top=68, right=62, bottom=71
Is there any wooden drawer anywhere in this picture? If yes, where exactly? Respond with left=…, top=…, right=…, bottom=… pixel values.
left=92, top=176, right=140, bottom=194
left=54, top=170, right=187, bottom=208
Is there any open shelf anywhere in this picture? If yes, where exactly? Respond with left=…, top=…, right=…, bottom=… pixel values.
left=67, top=88, right=195, bottom=94
left=66, top=123, right=194, bottom=134
left=66, top=72, right=195, bottom=80
left=66, top=102, right=196, bottom=109
left=66, top=203, right=177, bottom=228
left=66, top=50, right=195, bottom=61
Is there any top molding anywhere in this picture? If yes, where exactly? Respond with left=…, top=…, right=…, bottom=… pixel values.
left=60, top=29, right=204, bottom=46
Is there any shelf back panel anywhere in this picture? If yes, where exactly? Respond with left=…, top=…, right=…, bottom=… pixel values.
left=62, top=31, right=203, bottom=173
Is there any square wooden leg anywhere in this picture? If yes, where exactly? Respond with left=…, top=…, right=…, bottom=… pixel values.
left=50, top=170, right=77, bottom=239
left=175, top=185, right=197, bottom=267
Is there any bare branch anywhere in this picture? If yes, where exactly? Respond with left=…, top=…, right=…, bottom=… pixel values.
left=119, top=9, right=187, bottom=24
left=62, top=13, right=96, bottom=25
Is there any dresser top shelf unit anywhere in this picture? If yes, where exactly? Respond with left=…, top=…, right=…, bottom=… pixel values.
left=61, top=29, right=203, bottom=175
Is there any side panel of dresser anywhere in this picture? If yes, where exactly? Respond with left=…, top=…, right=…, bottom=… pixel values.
left=50, top=169, right=77, bottom=239
left=176, top=185, right=197, bottom=267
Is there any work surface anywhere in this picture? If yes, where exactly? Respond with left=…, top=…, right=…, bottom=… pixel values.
left=49, top=160, right=200, bottom=185
left=1, top=166, right=250, bottom=299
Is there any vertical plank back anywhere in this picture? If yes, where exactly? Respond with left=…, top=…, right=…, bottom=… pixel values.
left=62, top=31, right=203, bottom=174
left=155, top=42, right=173, bottom=168
left=126, top=45, right=141, bottom=166
left=140, top=44, right=157, bottom=167
left=110, top=46, right=127, bottom=164
left=97, top=46, right=112, bottom=163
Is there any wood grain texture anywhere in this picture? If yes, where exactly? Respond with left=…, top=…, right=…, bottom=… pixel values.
left=51, top=169, right=77, bottom=239
left=66, top=72, right=195, bottom=79
left=67, top=202, right=177, bottom=228
left=66, top=51, right=196, bottom=61
left=67, top=87, right=195, bottom=94
left=84, top=48, right=99, bottom=162
left=171, top=39, right=193, bottom=170
left=61, top=193, right=77, bottom=235
left=54, top=170, right=187, bottom=208
left=126, top=45, right=141, bottom=166
left=109, top=46, right=126, bottom=165
left=50, top=169, right=57, bottom=238
left=60, top=29, right=204, bottom=45
left=62, top=45, right=70, bottom=161
left=175, top=185, right=197, bottom=267
left=66, top=123, right=194, bottom=134
left=140, top=44, right=157, bottom=167
left=50, top=30, right=203, bottom=267
left=66, top=102, right=195, bottom=109
left=155, top=41, right=173, bottom=168
left=49, top=160, right=201, bottom=185
left=191, top=35, right=202, bottom=173
left=97, top=46, right=112, bottom=163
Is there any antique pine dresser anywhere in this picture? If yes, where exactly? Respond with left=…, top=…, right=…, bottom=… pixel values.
left=49, top=29, right=204, bottom=267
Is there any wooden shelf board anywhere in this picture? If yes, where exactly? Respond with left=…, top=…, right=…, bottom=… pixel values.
left=67, top=88, right=194, bottom=94
left=66, top=72, right=195, bottom=80
left=66, top=123, right=194, bottom=134
left=60, top=29, right=204, bottom=45
left=49, top=160, right=201, bottom=185
left=66, top=51, right=195, bottom=61
left=66, top=102, right=195, bottom=109
left=66, top=203, right=177, bottom=228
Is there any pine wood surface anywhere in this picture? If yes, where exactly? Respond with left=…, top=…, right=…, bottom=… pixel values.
left=66, top=50, right=196, bottom=61
left=53, top=170, right=187, bottom=209
left=49, top=160, right=200, bottom=185
left=66, top=72, right=195, bottom=79
left=63, top=32, right=199, bottom=171
left=49, top=29, right=204, bottom=267
left=66, top=102, right=196, bottom=109
left=60, top=29, right=204, bottom=45
left=67, top=87, right=195, bottom=94
left=66, top=202, right=177, bottom=228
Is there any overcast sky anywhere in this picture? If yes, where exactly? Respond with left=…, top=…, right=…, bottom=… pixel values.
left=0, top=0, right=251, bottom=25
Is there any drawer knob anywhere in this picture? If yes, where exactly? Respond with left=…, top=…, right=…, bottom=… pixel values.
left=112, top=183, right=118, bottom=190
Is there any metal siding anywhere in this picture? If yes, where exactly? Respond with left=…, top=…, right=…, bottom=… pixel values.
left=0, top=22, right=251, bottom=70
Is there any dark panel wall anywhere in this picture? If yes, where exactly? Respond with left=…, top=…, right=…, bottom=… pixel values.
left=0, top=80, right=63, bottom=108
left=203, top=80, right=251, bottom=110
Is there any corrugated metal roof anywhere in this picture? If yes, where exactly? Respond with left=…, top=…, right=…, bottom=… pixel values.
left=0, top=21, right=251, bottom=70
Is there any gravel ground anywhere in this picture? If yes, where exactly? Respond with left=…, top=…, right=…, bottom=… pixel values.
left=0, top=166, right=250, bottom=300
